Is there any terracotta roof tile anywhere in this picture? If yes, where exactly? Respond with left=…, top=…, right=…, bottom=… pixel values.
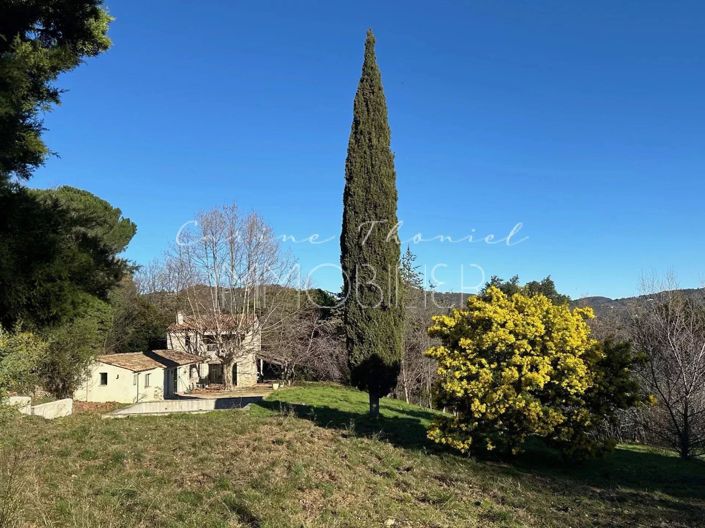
left=97, top=350, right=203, bottom=372
left=147, top=349, right=202, bottom=366
left=97, top=353, right=164, bottom=372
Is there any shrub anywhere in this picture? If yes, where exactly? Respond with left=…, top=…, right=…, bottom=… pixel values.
left=426, top=286, right=644, bottom=458
left=39, top=296, right=111, bottom=398
left=0, top=326, right=47, bottom=397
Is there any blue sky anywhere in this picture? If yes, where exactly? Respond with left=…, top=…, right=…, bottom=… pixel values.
left=30, top=1, right=705, bottom=299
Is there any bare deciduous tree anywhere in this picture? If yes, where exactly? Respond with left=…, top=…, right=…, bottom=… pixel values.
left=263, top=298, right=347, bottom=384
left=168, top=204, right=297, bottom=390
left=394, top=248, right=437, bottom=407
left=631, top=276, right=705, bottom=458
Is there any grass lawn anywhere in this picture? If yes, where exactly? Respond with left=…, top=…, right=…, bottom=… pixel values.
left=1, top=383, right=704, bottom=527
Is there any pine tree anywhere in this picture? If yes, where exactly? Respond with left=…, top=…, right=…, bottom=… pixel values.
left=340, top=30, right=403, bottom=418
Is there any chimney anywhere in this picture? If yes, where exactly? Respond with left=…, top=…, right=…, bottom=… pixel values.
left=176, top=311, right=184, bottom=324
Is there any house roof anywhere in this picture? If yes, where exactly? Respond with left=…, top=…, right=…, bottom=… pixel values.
left=167, top=313, right=258, bottom=333
left=97, top=350, right=203, bottom=372
left=97, top=353, right=165, bottom=372
left=257, top=349, right=284, bottom=366
left=146, top=349, right=202, bottom=367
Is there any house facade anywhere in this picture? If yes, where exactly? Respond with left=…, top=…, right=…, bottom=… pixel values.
left=74, top=350, right=201, bottom=404
left=166, top=312, right=260, bottom=387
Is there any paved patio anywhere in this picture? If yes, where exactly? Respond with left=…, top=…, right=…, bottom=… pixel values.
left=184, top=383, right=276, bottom=399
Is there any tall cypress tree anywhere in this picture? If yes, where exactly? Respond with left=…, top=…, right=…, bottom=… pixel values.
left=341, top=30, right=403, bottom=418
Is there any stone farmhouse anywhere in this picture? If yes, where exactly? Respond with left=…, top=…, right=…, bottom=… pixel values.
left=74, top=312, right=266, bottom=404
left=166, top=312, right=261, bottom=387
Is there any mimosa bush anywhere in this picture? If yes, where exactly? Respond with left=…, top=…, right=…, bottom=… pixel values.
left=427, top=286, right=643, bottom=458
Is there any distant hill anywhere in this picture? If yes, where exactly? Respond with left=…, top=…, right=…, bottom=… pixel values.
left=573, top=288, right=705, bottom=319
left=424, top=288, right=705, bottom=320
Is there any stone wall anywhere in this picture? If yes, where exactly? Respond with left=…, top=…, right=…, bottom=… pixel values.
left=167, top=325, right=261, bottom=387
left=236, top=352, right=258, bottom=386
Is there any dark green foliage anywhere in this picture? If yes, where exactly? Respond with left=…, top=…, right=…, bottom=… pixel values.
left=306, top=288, right=340, bottom=311
left=104, top=277, right=170, bottom=352
left=485, top=275, right=570, bottom=304
left=548, top=339, right=648, bottom=459
left=0, top=185, right=136, bottom=329
left=400, top=246, right=424, bottom=291
left=46, top=186, right=136, bottom=254
left=0, top=0, right=111, bottom=184
left=39, top=295, right=112, bottom=398
left=586, top=340, right=647, bottom=421
left=341, top=30, right=403, bottom=415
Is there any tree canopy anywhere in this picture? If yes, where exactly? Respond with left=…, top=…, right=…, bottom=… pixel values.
left=341, top=30, right=403, bottom=417
left=484, top=275, right=570, bottom=305
left=0, top=0, right=111, bottom=185
left=0, top=185, right=136, bottom=328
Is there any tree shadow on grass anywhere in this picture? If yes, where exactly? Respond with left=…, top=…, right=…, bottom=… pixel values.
left=253, top=388, right=705, bottom=522
left=513, top=439, right=705, bottom=502
left=507, top=442, right=705, bottom=526
left=255, top=397, right=705, bottom=510
left=253, top=398, right=434, bottom=450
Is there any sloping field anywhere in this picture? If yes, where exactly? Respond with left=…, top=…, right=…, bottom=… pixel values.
left=1, top=383, right=703, bottom=527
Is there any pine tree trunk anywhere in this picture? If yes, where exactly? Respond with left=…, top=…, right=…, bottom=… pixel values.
left=369, top=391, right=380, bottom=419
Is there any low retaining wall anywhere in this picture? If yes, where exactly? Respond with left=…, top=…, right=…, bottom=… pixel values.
left=2, top=396, right=73, bottom=419
left=107, top=395, right=263, bottom=418
left=6, top=396, right=32, bottom=414
left=31, top=398, right=73, bottom=419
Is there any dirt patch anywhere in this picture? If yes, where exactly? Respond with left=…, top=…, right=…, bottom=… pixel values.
left=73, top=401, right=124, bottom=415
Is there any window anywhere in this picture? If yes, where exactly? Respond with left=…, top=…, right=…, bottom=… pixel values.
left=204, top=335, right=217, bottom=353
left=133, top=374, right=138, bottom=386
left=100, top=372, right=108, bottom=386
left=185, top=335, right=191, bottom=350
left=145, top=373, right=151, bottom=387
